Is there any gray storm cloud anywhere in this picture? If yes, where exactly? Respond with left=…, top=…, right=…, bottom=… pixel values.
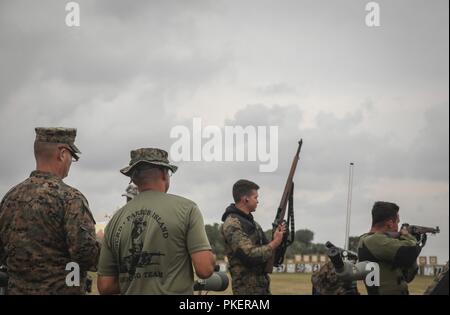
left=0, top=0, right=448, bottom=262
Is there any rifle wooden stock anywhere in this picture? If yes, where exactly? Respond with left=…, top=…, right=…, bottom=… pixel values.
left=265, top=140, right=303, bottom=273
left=276, top=140, right=302, bottom=225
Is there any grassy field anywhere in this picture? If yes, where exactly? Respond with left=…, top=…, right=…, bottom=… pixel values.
left=89, top=272, right=435, bottom=295
left=205, top=273, right=434, bottom=295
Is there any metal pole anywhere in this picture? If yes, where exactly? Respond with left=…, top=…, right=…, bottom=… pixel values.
left=344, top=162, right=355, bottom=251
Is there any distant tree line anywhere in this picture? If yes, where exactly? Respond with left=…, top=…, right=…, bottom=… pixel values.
left=205, top=223, right=360, bottom=260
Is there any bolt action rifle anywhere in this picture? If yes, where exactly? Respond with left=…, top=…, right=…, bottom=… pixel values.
left=265, top=139, right=303, bottom=273
left=388, top=224, right=440, bottom=248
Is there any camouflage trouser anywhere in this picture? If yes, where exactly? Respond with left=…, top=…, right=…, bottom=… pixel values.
left=231, top=273, right=271, bottom=295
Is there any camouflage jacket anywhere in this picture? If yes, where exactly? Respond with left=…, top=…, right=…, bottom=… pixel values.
left=0, top=171, right=100, bottom=294
left=220, top=204, right=273, bottom=295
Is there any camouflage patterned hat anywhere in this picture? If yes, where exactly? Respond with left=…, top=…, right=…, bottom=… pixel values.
left=120, top=148, right=178, bottom=177
left=35, top=127, right=81, bottom=159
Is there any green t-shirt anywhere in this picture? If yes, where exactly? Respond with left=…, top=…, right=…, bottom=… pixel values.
left=97, top=190, right=211, bottom=294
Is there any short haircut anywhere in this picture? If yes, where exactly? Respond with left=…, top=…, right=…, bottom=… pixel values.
left=232, top=179, right=259, bottom=203
left=131, top=163, right=168, bottom=186
left=371, top=201, right=399, bottom=227
left=34, top=140, right=58, bottom=161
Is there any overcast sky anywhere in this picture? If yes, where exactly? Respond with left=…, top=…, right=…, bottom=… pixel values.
left=0, top=0, right=448, bottom=262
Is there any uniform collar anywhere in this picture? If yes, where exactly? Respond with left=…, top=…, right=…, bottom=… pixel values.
left=30, top=170, right=61, bottom=181
left=221, top=203, right=254, bottom=222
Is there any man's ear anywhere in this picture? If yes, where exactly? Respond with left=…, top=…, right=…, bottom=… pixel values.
left=56, top=147, right=65, bottom=162
left=162, top=169, right=169, bottom=181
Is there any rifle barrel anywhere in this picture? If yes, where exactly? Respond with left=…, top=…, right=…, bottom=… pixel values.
left=409, top=225, right=440, bottom=235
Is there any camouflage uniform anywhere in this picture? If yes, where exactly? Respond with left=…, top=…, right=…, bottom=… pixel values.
left=424, top=261, right=449, bottom=295
left=311, top=262, right=351, bottom=295
left=0, top=128, right=99, bottom=294
left=221, top=204, right=272, bottom=295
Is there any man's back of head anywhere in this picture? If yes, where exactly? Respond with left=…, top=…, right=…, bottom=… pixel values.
left=371, top=201, right=400, bottom=232
left=33, top=127, right=81, bottom=179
